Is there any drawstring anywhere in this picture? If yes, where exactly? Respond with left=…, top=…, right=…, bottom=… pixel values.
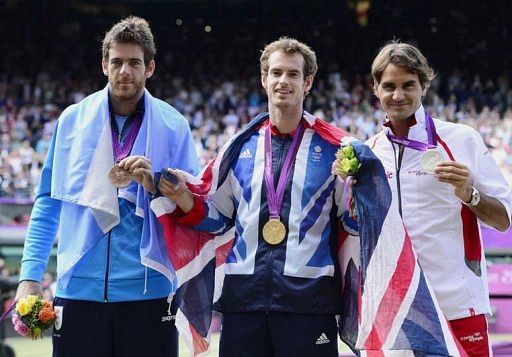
left=143, top=266, right=148, bottom=294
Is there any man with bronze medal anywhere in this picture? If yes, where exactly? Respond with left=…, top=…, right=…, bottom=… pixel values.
left=367, top=41, right=512, bottom=356
left=145, top=38, right=358, bottom=356
left=15, top=17, right=199, bottom=357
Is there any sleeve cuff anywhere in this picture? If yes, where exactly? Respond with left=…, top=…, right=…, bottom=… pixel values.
left=172, top=194, right=207, bottom=226
left=19, top=261, right=46, bottom=283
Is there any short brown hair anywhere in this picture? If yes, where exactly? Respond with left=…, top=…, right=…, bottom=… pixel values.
left=102, top=16, right=156, bottom=65
left=371, top=40, right=435, bottom=90
left=260, top=37, right=318, bottom=78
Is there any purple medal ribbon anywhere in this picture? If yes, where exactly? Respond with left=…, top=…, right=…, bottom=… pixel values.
left=386, top=111, right=437, bottom=151
left=0, top=300, right=16, bottom=322
left=264, top=121, right=305, bottom=219
left=111, top=113, right=143, bottom=162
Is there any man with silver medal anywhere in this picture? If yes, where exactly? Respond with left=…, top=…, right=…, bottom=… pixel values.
left=15, top=17, right=199, bottom=357
left=145, top=38, right=358, bottom=356
left=367, top=41, right=511, bottom=356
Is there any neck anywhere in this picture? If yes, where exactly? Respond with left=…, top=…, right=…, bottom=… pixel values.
left=268, top=105, right=303, bottom=134
left=389, top=119, right=412, bottom=137
left=110, top=91, right=143, bottom=116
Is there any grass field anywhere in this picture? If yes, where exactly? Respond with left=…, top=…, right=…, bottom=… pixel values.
left=4, top=334, right=512, bottom=356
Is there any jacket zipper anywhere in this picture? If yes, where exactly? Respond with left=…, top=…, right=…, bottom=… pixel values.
left=392, top=143, right=405, bottom=217
left=104, top=229, right=112, bottom=302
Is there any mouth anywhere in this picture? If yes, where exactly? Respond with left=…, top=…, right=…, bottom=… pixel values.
left=275, top=89, right=292, bottom=95
left=390, top=103, right=409, bottom=108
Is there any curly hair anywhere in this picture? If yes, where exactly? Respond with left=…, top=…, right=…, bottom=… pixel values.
left=102, top=16, right=156, bottom=65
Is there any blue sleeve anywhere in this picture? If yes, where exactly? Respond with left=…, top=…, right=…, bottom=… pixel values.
left=19, top=128, right=62, bottom=282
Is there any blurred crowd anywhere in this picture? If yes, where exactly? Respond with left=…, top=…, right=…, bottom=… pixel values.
left=0, top=256, right=55, bottom=312
left=1, top=2, right=511, bottom=197
left=1, top=68, right=512, bottom=198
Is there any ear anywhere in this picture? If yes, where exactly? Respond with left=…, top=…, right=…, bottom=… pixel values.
left=102, top=59, right=109, bottom=77
left=261, top=73, right=268, bottom=91
left=372, top=82, right=380, bottom=98
left=421, top=84, right=429, bottom=97
left=304, top=75, right=313, bottom=92
left=145, top=60, right=156, bottom=78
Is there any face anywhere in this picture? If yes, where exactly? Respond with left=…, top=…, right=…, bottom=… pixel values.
left=102, top=42, right=155, bottom=102
left=261, top=51, right=313, bottom=111
left=374, top=63, right=426, bottom=122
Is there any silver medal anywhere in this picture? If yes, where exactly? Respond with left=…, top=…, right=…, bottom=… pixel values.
left=420, top=150, right=444, bottom=174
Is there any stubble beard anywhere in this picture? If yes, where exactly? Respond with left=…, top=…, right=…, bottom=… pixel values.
left=110, top=78, right=145, bottom=103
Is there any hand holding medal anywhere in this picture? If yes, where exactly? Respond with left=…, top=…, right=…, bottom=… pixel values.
left=108, top=164, right=132, bottom=188
left=110, top=156, right=156, bottom=194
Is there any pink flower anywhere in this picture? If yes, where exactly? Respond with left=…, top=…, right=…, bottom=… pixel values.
left=14, top=320, right=30, bottom=337
left=11, top=313, right=20, bottom=325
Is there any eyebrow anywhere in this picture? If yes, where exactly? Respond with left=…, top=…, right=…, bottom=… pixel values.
left=270, top=68, right=301, bottom=74
left=110, top=57, right=143, bottom=62
left=381, top=80, right=417, bottom=86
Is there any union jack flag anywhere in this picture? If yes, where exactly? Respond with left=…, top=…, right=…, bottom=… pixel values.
left=338, top=142, right=466, bottom=356
left=151, top=112, right=466, bottom=356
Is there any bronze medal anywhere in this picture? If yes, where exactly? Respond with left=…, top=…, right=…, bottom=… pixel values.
left=108, top=165, right=132, bottom=188
left=262, top=218, right=286, bottom=245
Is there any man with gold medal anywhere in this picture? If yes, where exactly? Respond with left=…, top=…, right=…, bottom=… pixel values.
left=146, top=37, right=359, bottom=357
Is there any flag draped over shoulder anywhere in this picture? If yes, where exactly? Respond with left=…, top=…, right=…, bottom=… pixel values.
left=338, top=142, right=466, bottom=357
left=151, top=112, right=466, bottom=357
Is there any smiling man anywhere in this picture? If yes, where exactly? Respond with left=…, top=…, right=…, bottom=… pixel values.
left=16, top=16, right=199, bottom=357
left=146, top=37, right=358, bottom=357
left=367, top=41, right=512, bottom=356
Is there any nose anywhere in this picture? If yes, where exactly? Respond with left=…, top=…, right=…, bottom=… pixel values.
left=392, top=88, right=404, bottom=101
left=119, top=63, right=130, bottom=76
left=278, top=73, right=289, bottom=84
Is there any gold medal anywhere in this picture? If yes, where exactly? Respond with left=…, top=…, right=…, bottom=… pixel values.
left=262, top=218, right=286, bottom=245
left=108, top=165, right=132, bottom=188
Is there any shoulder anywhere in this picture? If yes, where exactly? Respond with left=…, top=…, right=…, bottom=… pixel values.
left=434, top=119, right=483, bottom=144
left=365, top=130, right=387, bottom=149
left=57, top=90, right=104, bottom=125
left=307, top=116, right=350, bottom=148
left=149, top=96, right=190, bottom=129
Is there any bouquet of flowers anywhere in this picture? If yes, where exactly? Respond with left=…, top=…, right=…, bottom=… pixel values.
left=332, top=144, right=361, bottom=178
left=12, top=295, right=56, bottom=339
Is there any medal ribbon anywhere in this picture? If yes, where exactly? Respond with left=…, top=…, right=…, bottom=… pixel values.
left=111, top=112, right=143, bottom=162
left=0, top=300, right=15, bottom=322
left=264, top=121, right=305, bottom=219
left=386, top=111, right=437, bottom=151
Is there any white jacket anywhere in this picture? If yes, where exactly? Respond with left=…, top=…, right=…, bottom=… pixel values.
left=367, top=105, right=512, bottom=320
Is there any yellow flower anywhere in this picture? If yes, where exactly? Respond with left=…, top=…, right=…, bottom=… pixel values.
left=25, top=295, right=37, bottom=308
left=16, top=300, right=32, bottom=316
